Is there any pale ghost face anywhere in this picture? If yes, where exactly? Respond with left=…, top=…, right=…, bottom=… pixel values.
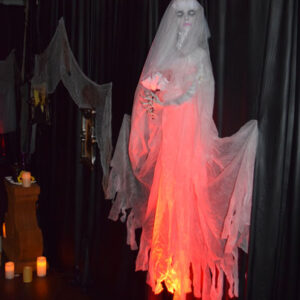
left=173, top=0, right=200, bottom=50
left=173, top=0, right=200, bottom=30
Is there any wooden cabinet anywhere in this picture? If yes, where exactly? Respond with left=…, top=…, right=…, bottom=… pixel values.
left=3, top=180, right=43, bottom=273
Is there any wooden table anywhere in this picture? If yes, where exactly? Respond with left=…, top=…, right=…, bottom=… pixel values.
left=3, top=180, right=43, bottom=273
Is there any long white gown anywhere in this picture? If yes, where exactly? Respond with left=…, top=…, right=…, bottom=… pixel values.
left=107, top=1, right=258, bottom=299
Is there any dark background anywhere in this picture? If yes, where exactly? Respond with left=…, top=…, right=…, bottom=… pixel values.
left=0, top=0, right=299, bottom=299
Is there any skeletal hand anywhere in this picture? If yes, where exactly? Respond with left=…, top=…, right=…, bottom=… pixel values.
left=141, top=90, right=163, bottom=119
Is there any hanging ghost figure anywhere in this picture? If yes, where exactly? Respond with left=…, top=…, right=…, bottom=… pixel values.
left=107, top=0, right=258, bottom=299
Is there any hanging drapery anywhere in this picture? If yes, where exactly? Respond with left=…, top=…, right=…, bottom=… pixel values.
left=0, top=51, right=17, bottom=134
left=107, top=1, right=258, bottom=299
left=31, top=18, right=112, bottom=189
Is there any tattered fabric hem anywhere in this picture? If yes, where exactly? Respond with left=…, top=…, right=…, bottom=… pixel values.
left=134, top=228, right=239, bottom=300
left=135, top=248, right=238, bottom=300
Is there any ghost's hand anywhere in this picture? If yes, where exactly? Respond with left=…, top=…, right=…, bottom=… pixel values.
left=141, top=90, right=163, bottom=119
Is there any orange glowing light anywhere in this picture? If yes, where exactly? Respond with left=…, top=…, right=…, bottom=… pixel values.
left=164, top=267, right=181, bottom=294
left=5, top=261, right=14, bottom=279
left=37, top=256, right=47, bottom=277
left=151, top=257, right=184, bottom=297
left=2, top=222, right=6, bottom=238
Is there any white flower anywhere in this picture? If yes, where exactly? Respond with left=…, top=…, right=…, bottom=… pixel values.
left=141, top=72, right=169, bottom=91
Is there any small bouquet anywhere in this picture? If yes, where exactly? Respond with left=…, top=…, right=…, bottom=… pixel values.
left=141, top=72, right=169, bottom=92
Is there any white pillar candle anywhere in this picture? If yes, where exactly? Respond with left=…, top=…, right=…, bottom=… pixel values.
left=36, top=256, right=47, bottom=277
left=5, top=262, right=15, bottom=279
left=22, top=171, right=31, bottom=188
left=23, top=266, right=33, bottom=283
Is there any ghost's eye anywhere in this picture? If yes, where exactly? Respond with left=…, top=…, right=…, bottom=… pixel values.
left=188, top=10, right=196, bottom=16
left=176, top=10, right=184, bottom=17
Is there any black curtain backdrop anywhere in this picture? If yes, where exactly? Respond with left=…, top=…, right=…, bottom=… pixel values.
left=0, top=0, right=299, bottom=299
left=0, top=3, right=24, bottom=232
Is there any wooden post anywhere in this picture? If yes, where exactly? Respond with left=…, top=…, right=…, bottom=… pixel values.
left=3, top=180, right=43, bottom=273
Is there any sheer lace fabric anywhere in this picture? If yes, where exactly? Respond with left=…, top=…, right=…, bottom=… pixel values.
left=107, top=1, right=258, bottom=299
left=31, top=19, right=112, bottom=189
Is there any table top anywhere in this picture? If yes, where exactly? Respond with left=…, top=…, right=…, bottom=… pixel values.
left=4, top=179, right=40, bottom=197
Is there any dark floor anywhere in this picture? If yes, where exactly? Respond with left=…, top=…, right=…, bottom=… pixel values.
left=0, top=267, right=93, bottom=300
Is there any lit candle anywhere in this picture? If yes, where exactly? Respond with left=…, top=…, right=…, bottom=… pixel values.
left=5, top=262, right=15, bottom=279
left=22, top=171, right=31, bottom=188
left=23, top=266, right=33, bottom=283
left=2, top=222, right=6, bottom=238
left=36, top=256, right=47, bottom=277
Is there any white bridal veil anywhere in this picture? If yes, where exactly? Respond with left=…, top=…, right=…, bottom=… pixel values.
left=107, top=0, right=258, bottom=299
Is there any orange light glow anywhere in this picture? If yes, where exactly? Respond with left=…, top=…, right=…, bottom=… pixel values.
left=5, top=261, right=14, bottom=279
left=164, top=267, right=181, bottom=294
left=2, top=222, right=6, bottom=238
left=37, top=256, right=47, bottom=277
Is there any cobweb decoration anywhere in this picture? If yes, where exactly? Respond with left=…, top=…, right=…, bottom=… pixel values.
left=0, top=51, right=17, bottom=134
left=31, top=18, right=112, bottom=189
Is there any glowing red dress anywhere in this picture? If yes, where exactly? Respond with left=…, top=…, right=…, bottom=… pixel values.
left=107, top=1, right=258, bottom=299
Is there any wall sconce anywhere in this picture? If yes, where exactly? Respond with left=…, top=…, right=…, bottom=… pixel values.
left=30, top=84, right=51, bottom=125
left=80, top=109, right=97, bottom=169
